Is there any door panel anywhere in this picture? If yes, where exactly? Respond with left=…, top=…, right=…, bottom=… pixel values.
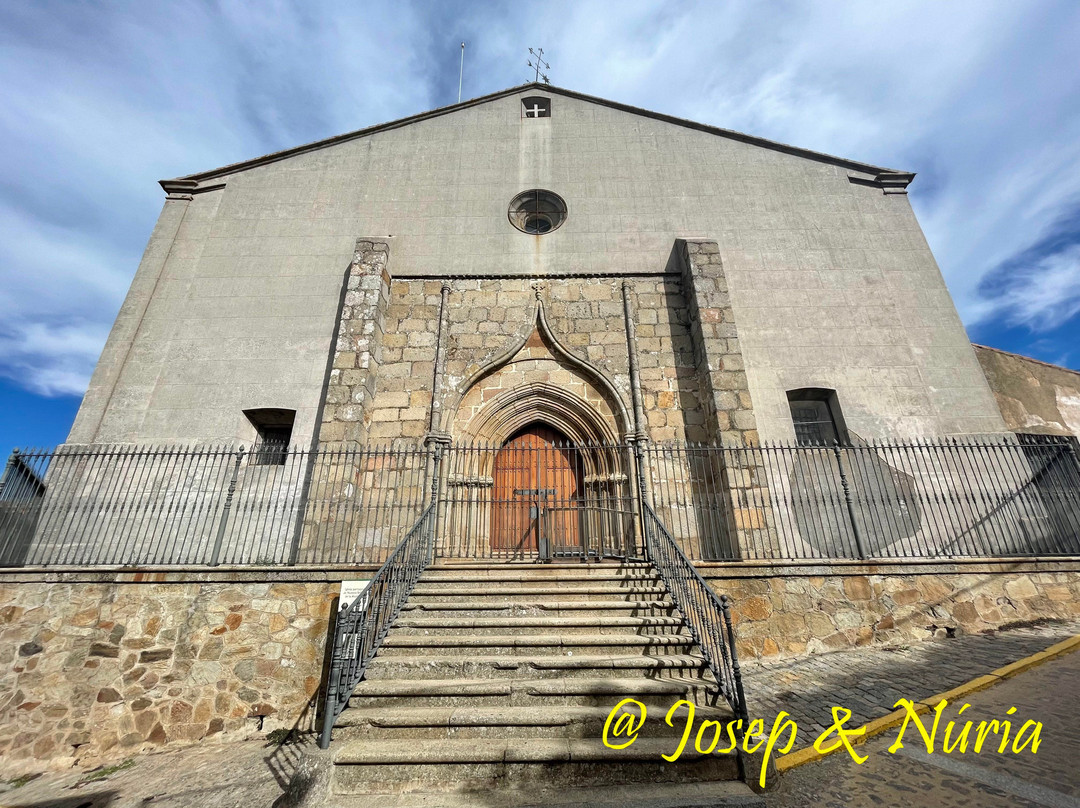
left=491, top=424, right=581, bottom=555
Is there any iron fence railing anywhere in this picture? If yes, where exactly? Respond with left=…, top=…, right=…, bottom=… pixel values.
left=642, top=501, right=748, bottom=723
left=642, top=435, right=1080, bottom=561
left=2, top=435, right=1079, bottom=568
left=319, top=503, right=435, bottom=748
left=0, top=444, right=430, bottom=567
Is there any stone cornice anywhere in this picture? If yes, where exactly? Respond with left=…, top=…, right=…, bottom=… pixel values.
left=158, top=178, right=227, bottom=200
left=848, top=171, right=917, bottom=194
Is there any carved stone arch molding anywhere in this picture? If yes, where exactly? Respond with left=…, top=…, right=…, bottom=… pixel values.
left=446, top=302, right=631, bottom=446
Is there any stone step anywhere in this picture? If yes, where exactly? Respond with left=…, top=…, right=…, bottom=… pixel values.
left=348, top=676, right=722, bottom=710
left=324, top=780, right=764, bottom=808
left=379, top=633, right=696, bottom=656
left=390, top=615, right=690, bottom=636
left=427, top=562, right=653, bottom=573
left=408, top=585, right=669, bottom=604
left=331, top=738, right=740, bottom=794
left=400, top=599, right=678, bottom=616
left=416, top=572, right=663, bottom=587
left=334, top=703, right=734, bottom=741
left=363, top=653, right=712, bottom=681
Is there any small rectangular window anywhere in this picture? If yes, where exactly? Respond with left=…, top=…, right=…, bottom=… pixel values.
left=787, top=389, right=847, bottom=446
left=521, top=96, right=551, bottom=118
left=244, top=408, right=295, bottom=465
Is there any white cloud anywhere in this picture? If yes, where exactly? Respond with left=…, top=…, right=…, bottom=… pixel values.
left=991, top=243, right=1080, bottom=331
left=1, top=0, right=1079, bottom=400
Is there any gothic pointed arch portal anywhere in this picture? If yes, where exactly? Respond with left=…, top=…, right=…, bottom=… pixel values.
left=437, top=305, right=637, bottom=560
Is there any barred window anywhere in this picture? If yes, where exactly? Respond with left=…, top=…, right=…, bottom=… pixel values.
left=244, top=408, right=295, bottom=465
left=787, top=389, right=847, bottom=446
left=521, top=96, right=551, bottom=118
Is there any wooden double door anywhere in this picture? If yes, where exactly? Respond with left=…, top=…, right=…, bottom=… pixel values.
left=490, top=424, right=584, bottom=557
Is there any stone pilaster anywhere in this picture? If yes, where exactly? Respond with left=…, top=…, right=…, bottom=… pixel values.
left=678, top=239, right=773, bottom=558
left=621, top=280, right=647, bottom=441
left=425, top=282, right=453, bottom=445
left=319, top=239, right=392, bottom=446
left=300, top=240, right=392, bottom=562
left=678, top=239, right=758, bottom=448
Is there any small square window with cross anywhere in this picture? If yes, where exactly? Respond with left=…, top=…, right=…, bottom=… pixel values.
left=521, top=96, right=551, bottom=119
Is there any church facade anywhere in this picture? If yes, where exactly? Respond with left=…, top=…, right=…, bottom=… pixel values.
left=70, top=83, right=1005, bottom=456
left=4, top=84, right=1080, bottom=781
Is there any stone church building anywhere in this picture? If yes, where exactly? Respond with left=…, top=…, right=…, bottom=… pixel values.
left=71, top=83, right=1004, bottom=453
left=2, top=85, right=1078, bottom=798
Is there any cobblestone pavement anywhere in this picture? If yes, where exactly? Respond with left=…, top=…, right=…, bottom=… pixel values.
left=0, top=735, right=305, bottom=808
left=768, top=648, right=1080, bottom=807
left=741, top=619, right=1080, bottom=742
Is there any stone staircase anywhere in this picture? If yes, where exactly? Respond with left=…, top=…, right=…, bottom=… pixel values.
left=324, top=562, right=762, bottom=807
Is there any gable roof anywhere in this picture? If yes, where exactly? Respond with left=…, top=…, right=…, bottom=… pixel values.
left=160, top=83, right=913, bottom=193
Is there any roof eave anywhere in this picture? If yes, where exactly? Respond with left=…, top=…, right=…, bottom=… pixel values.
left=158, top=82, right=914, bottom=190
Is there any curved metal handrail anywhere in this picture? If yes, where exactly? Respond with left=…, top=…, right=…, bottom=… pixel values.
left=318, top=504, right=435, bottom=748
left=641, top=501, right=749, bottom=724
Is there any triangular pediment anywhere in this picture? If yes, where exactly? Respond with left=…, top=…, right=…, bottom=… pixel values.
left=160, top=83, right=910, bottom=192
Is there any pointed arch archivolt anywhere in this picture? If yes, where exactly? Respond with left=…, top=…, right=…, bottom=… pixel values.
left=445, top=303, right=630, bottom=445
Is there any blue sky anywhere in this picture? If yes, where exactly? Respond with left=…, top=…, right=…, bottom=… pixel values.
left=1, top=1, right=1079, bottom=452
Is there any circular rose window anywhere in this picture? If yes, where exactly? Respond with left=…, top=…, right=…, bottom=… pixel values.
left=508, top=189, right=567, bottom=235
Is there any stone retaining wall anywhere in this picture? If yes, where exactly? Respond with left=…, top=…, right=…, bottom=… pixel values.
left=3, top=561, right=1078, bottom=774
left=0, top=578, right=336, bottom=775
left=704, top=561, right=1080, bottom=660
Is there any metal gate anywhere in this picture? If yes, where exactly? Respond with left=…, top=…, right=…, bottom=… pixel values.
left=436, top=435, right=639, bottom=560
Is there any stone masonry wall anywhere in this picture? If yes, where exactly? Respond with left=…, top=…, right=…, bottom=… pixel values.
left=706, top=563, right=1080, bottom=661
left=974, top=344, right=1080, bottom=438
left=679, top=240, right=759, bottom=447
left=368, top=275, right=707, bottom=444
left=320, top=239, right=392, bottom=445
left=0, top=580, right=335, bottom=775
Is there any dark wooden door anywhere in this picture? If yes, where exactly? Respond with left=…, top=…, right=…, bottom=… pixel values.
left=491, top=424, right=582, bottom=555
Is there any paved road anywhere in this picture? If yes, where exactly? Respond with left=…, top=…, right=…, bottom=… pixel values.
left=742, top=620, right=1080, bottom=741
left=768, top=649, right=1080, bottom=807
left=0, top=736, right=293, bottom=808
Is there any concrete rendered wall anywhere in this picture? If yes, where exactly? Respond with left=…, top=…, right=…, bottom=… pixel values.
left=69, top=89, right=1004, bottom=446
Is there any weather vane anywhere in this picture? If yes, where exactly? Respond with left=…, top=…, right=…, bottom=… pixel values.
left=527, top=47, right=550, bottom=84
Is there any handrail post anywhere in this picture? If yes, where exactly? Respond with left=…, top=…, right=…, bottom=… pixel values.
left=209, top=447, right=245, bottom=567
left=833, top=443, right=867, bottom=559
left=633, top=440, right=652, bottom=558
left=317, top=502, right=435, bottom=750
left=428, top=444, right=443, bottom=562
left=319, top=604, right=347, bottom=748
left=720, top=594, right=749, bottom=724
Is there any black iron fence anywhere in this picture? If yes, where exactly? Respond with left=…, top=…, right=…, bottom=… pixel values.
left=436, top=441, right=638, bottom=561
left=0, top=444, right=430, bottom=567
left=2, top=435, right=1079, bottom=567
left=643, top=435, right=1080, bottom=561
